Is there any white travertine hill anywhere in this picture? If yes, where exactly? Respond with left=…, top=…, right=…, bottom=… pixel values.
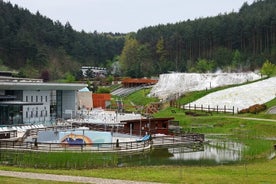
left=189, top=76, right=276, bottom=112
left=150, top=72, right=261, bottom=100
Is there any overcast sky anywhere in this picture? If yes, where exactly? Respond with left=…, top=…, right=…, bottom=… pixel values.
left=4, top=0, right=255, bottom=33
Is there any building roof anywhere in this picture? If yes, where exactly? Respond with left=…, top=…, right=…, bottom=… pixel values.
left=0, top=82, right=87, bottom=91
left=79, top=87, right=90, bottom=92
left=0, top=101, right=43, bottom=105
left=122, top=78, right=158, bottom=84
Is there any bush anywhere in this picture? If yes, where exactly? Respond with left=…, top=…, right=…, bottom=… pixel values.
left=239, top=104, right=267, bottom=114
left=97, top=87, right=111, bottom=93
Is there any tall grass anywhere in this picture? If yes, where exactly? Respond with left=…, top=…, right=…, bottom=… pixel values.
left=0, top=150, right=118, bottom=169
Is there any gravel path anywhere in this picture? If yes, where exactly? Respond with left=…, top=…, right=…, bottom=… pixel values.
left=0, top=170, right=161, bottom=184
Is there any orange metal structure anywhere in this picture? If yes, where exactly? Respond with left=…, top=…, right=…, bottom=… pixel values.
left=92, top=93, right=111, bottom=109
left=122, top=78, right=158, bottom=88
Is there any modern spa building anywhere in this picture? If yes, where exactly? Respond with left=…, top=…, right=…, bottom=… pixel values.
left=0, top=72, right=87, bottom=126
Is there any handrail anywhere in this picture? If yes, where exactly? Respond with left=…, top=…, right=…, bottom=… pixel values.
left=0, top=139, right=151, bottom=153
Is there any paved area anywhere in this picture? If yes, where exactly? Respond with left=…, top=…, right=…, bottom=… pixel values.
left=0, top=170, right=161, bottom=184
left=267, top=106, right=276, bottom=114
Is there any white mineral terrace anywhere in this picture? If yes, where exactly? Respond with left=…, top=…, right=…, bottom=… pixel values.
left=150, top=72, right=261, bottom=100
left=150, top=72, right=276, bottom=112
left=189, top=76, right=276, bottom=111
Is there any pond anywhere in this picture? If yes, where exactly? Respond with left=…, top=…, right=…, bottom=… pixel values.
left=118, top=136, right=244, bottom=166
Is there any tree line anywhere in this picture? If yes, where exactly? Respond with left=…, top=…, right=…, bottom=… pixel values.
left=121, top=0, right=276, bottom=77
left=0, top=1, right=124, bottom=80
left=0, top=0, right=275, bottom=80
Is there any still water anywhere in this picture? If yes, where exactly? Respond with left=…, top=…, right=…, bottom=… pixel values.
left=118, top=137, right=244, bottom=166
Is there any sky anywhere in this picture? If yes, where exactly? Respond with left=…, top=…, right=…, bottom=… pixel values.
left=4, top=0, right=255, bottom=33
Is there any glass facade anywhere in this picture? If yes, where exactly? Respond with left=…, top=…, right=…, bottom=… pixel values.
left=0, top=105, right=23, bottom=125
left=0, top=82, right=85, bottom=126
left=56, top=90, right=63, bottom=119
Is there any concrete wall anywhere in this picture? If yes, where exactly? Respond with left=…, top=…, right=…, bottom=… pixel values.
left=22, top=90, right=51, bottom=124
left=77, top=91, right=93, bottom=110
left=62, top=90, right=78, bottom=119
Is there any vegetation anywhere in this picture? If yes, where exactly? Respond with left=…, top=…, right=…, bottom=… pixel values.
left=1, top=0, right=275, bottom=80
left=1, top=87, right=276, bottom=183
left=111, top=88, right=159, bottom=112
left=96, top=87, right=111, bottom=94
left=0, top=156, right=276, bottom=184
left=129, top=0, right=276, bottom=77
left=0, top=1, right=125, bottom=80
left=0, top=0, right=276, bottom=183
left=260, top=59, right=276, bottom=77
left=0, top=176, right=74, bottom=184
left=0, top=151, right=118, bottom=169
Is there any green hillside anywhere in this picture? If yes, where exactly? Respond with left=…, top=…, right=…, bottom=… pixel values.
left=0, top=0, right=275, bottom=80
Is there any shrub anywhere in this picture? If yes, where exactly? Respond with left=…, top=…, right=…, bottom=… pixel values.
left=239, top=104, right=267, bottom=114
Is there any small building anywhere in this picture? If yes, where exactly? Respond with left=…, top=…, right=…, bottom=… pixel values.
left=122, top=78, right=158, bottom=88
left=121, top=117, right=174, bottom=136
left=77, top=87, right=93, bottom=110
left=92, top=93, right=111, bottom=109
left=81, top=66, right=107, bottom=78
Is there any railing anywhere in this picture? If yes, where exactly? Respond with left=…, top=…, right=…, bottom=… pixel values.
left=182, top=104, right=236, bottom=114
left=0, top=130, right=17, bottom=139
left=151, top=133, right=204, bottom=148
left=0, top=139, right=151, bottom=153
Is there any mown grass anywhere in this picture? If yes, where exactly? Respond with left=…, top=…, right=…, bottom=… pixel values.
left=111, top=88, right=159, bottom=112
left=126, top=88, right=159, bottom=106
left=1, top=159, right=276, bottom=184
left=0, top=176, right=73, bottom=184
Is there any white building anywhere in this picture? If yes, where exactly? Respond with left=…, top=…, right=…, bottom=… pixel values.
left=81, top=66, right=107, bottom=77
left=0, top=74, right=87, bottom=125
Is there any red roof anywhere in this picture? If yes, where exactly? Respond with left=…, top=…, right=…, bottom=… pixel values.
left=122, top=78, right=158, bottom=84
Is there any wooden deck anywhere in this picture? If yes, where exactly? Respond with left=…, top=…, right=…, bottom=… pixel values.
left=152, top=134, right=204, bottom=148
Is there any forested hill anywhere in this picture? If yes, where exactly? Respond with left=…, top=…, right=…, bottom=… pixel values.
left=0, top=0, right=275, bottom=80
left=122, top=0, right=276, bottom=77
left=0, top=1, right=125, bottom=80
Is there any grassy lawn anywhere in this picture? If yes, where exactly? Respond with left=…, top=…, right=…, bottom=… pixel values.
left=0, top=176, right=74, bottom=184
left=111, top=88, right=159, bottom=112
left=1, top=159, right=275, bottom=183
left=1, top=86, right=276, bottom=183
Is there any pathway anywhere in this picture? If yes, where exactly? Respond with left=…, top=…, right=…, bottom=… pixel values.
left=0, top=170, right=161, bottom=184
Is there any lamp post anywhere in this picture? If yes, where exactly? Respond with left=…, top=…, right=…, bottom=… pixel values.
left=140, top=114, right=142, bottom=137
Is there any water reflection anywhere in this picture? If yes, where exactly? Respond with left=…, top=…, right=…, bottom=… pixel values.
left=169, top=139, right=243, bottom=163
left=119, top=138, right=244, bottom=166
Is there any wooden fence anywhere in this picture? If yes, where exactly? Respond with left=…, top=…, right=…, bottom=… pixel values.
left=171, top=102, right=237, bottom=115
left=183, top=104, right=236, bottom=114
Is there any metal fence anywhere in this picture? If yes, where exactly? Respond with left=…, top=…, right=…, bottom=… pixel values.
left=0, top=139, right=151, bottom=153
